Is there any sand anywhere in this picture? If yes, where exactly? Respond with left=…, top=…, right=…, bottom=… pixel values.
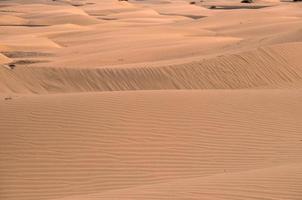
left=1, top=0, right=302, bottom=200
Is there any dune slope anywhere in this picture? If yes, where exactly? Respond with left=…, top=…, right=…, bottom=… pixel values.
left=1, top=90, right=302, bottom=200
left=1, top=42, right=302, bottom=94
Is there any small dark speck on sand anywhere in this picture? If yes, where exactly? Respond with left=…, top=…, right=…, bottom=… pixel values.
left=8, top=64, right=16, bottom=69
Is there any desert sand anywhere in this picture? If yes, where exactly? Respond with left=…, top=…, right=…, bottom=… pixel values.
left=0, top=0, right=302, bottom=200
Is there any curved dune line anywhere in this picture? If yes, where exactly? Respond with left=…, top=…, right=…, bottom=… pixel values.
left=1, top=43, right=302, bottom=94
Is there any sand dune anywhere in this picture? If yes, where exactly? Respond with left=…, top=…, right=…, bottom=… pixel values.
left=1, top=90, right=302, bottom=200
left=0, top=53, right=11, bottom=65
left=0, top=14, right=28, bottom=26
left=1, top=42, right=302, bottom=93
left=1, top=0, right=302, bottom=200
left=54, top=163, right=302, bottom=200
left=1, top=0, right=302, bottom=68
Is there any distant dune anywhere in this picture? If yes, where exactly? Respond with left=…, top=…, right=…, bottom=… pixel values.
left=1, top=42, right=302, bottom=93
left=1, top=0, right=302, bottom=200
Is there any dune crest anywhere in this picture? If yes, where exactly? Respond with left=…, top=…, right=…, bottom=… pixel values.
left=1, top=42, right=302, bottom=94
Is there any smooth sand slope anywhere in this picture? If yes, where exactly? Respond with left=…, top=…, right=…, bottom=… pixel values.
left=1, top=91, right=302, bottom=200
left=1, top=0, right=302, bottom=200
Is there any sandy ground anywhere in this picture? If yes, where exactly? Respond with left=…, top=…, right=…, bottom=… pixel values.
left=1, top=0, right=302, bottom=200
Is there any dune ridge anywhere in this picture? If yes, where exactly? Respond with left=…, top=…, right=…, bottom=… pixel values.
left=1, top=42, right=302, bottom=94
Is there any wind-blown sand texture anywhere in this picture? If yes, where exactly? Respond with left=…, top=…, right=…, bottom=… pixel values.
left=1, top=0, right=302, bottom=200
